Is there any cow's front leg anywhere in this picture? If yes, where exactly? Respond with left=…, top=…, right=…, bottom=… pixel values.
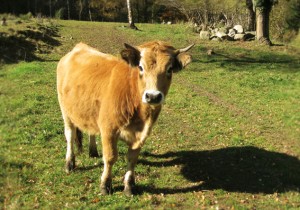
left=100, top=133, right=118, bottom=195
left=124, top=147, right=141, bottom=196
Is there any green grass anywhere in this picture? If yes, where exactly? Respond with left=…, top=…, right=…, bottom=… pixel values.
left=1, top=20, right=300, bottom=209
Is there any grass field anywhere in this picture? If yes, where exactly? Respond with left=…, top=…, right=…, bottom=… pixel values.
left=1, top=19, right=300, bottom=209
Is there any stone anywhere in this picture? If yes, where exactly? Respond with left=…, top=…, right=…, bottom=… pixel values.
left=199, top=31, right=210, bottom=40
left=207, top=49, right=215, bottom=55
left=234, top=34, right=245, bottom=40
left=245, top=31, right=256, bottom=36
left=216, top=31, right=227, bottom=38
left=228, top=28, right=237, bottom=37
left=210, top=36, right=222, bottom=41
left=244, top=33, right=256, bottom=41
left=233, top=25, right=244, bottom=34
left=219, top=27, right=229, bottom=34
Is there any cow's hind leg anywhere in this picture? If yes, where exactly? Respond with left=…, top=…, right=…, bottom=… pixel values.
left=100, top=132, right=118, bottom=195
left=89, top=135, right=99, bottom=158
left=124, top=147, right=141, bottom=196
left=64, top=120, right=77, bottom=173
left=75, top=128, right=83, bottom=154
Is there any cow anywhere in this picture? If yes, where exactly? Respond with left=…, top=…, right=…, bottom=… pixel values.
left=56, top=41, right=194, bottom=196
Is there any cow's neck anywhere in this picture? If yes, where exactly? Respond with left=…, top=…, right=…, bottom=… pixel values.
left=129, top=103, right=161, bottom=149
left=140, top=103, right=161, bottom=123
left=127, top=70, right=162, bottom=149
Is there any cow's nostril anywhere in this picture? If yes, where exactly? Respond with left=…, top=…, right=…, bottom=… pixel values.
left=156, top=93, right=163, bottom=102
left=145, top=93, right=151, bottom=102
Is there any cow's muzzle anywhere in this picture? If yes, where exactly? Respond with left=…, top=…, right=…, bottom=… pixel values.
left=142, top=90, right=164, bottom=105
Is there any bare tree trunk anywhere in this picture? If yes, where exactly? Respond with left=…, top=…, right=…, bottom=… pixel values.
left=126, top=0, right=138, bottom=30
left=256, top=7, right=272, bottom=45
left=35, top=0, right=37, bottom=15
left=67, top=0, right=70, bottom=20
left=136, top=1, right=140, bottom=23
left=89, top=7, right=92, bottom=21
left=85, top=0, right=92, bottom=21
left=248, top=9, right=255, bottom=31
left=246, top=0, right=255, bottom=31
left=151, top=3, right=155, bottom=23
left=49, top=0, right=52, bottom=18
left=79, top=0, right=83, bottom=20
left=203, top=0, right=210, bottom=30
left=27, top=0, right=30, bottom=13
left=144, top=0, right=148, bottom=23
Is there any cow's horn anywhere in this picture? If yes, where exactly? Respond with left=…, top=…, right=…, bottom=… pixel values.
left=177, top=43, right=195, bottom=54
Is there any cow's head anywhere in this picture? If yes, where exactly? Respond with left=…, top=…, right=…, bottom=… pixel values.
left=121, top=41, right=194, bottom=106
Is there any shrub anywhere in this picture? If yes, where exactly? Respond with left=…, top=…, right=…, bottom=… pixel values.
left=19, top=12, right=33, bottom=21
left=55, top=8, right=65, bottom=20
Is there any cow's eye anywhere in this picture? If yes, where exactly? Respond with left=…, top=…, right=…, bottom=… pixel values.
left=166, top=67, right=172, bottom=77
left=138, top=65, right=144, bottom=76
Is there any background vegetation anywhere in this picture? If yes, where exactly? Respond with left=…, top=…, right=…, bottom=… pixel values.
left=1, top=0, right=300, bottom=42
left=0, top=16, right=299, bottom=209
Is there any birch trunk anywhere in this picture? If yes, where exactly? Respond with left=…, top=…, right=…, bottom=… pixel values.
left=127, top=0, right=138, bottom=30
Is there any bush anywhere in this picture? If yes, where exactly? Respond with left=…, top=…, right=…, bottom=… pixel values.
left=19, top=12, right=33, bottom=21
left=270, top=0, right=300, bottom=42
left=285, top=0, right=300, bottom=31
left=55, top=8, right=65, bottom=20
left=282, top=29, right=298, bottom=42
left=291, top=30, right=300, bottom=47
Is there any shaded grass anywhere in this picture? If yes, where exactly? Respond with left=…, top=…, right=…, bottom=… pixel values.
left=0, top=19, right=61, bottom=64
left=0, top=20, right=299, bottom=209
left=140, top=146, right=300, bottom=194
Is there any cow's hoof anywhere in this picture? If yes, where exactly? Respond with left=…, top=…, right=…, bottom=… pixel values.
left=100, top=178, right=112, bottom=195
left=89, top=149, right=100, bottom=158
left=124, top=177, right=136, bottom=196
left=123, top=187, right=133, bottom=197
left=65, top=158, right=75, bottom=174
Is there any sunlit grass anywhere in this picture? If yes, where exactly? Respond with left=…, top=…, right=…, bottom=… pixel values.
left=1, top=20, right=299, bottom=209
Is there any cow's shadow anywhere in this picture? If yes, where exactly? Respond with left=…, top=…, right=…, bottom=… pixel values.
left=138, top=146, right=300, bottom=194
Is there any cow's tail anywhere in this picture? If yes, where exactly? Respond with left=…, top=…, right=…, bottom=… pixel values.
left=75, top=128, right=83, bottom=154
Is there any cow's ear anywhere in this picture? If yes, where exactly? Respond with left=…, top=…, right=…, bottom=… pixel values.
left=120, top=43, right=140, bottom=67
left=172, top=44, right=194, bottom=73
left=172, top=52, right=193, bottom=73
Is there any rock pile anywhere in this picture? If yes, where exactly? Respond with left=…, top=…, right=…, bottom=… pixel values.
left=199, top=25, right=255, bottom=41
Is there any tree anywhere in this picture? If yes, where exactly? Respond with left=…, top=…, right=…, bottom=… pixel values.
left=49, top=0, right=52, bottom=18
left=252, top=0, right=278, bottom=45
left=126, top=0, right=138, bottom=29
left=78, top=0, right=83, bottom=20
left=285, top=0, right=300, bottom=32
left=67, top=0, right=71, bottom=20
left=246, top=0, right=255, bottom=31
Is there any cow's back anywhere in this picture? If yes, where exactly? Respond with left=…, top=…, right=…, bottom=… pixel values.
left=57, top=43, right=128, bottom=134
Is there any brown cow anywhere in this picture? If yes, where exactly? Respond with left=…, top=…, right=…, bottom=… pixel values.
left=57, top=41, right=194, bottom=196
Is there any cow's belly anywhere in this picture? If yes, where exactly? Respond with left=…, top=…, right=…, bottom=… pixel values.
left=62, top=94, right=101, bottom=135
